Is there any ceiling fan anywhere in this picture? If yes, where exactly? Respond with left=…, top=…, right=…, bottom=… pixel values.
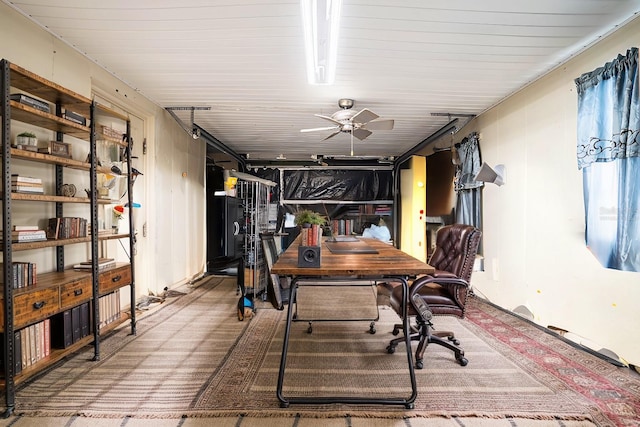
left=300, top=99, right=394, bottom=142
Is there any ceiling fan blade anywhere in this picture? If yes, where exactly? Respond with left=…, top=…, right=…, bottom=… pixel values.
left=351, top=108, right=379, bottom=125
left=322, top=130, right=342, bottom=141
left=314, top=114, right=343, bottom=125
left=353, top=128, right=372, bottom=140
left=301, top=126, right=339, bottom=133
left=363, top=118, right=394, bottom=130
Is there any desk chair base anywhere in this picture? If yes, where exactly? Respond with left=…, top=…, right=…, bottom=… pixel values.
left=386, top=319, right=468, bottom=368
left=391, top=323, right=461, bottom=345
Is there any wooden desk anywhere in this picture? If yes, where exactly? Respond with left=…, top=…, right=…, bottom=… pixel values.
left=271, top=238, right=434, bottom=408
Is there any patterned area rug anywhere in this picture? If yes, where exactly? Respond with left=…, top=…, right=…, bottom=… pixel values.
left=464, top=299, right=640, bottom=426
left=11, top=279, right=640, bottom=425
left=14, top=275, right=249, bottom=417
left=192, top=299, right=640, bottom=424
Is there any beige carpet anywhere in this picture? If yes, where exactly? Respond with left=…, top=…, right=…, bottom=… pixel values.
left=193, top=304, right=597, bottom=422
left=14, top=275, right=249, bottom=417
left=10, top=277, right=625, bottom=424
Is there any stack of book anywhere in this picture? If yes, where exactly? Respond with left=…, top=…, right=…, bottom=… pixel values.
left=0, top=261, right=37, bottom=288
left=10, top=93, right=51, bottom=113
left=11, top=175, right=44, bottom=194
left=300, top=224, right=322, bottom=246
left=73, top=257, right=116, bottom=271
left=99, top=289, right=121, bottom=329
left=374, top=205, right=392, bottom=215
left=12, top=319, right=51, bottom=374
left=50, top=303, right=90, bottom=349
left=47, top=217, right=88, bottom=239
left=331, top=219, right=356, bottom=236
left=62, top=110, right=87, bottom=126
left=10, top=225, right=47, bottom=242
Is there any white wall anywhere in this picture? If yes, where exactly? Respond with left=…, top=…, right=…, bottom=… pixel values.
left=458, top=16, right=640, bottom=366
left=0, top=3, right=207, bottom=301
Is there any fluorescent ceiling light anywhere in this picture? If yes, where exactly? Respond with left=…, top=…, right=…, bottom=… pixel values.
left=301, top=0, right=342, bottom=85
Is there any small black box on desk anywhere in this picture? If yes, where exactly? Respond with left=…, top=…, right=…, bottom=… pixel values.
left=297, top=246, right=321, bottom=268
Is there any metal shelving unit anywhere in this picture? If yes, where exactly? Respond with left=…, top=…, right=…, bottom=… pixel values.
left=0, top=59, right=136, bottom=416
left=235, top=173, right=276, bottom=301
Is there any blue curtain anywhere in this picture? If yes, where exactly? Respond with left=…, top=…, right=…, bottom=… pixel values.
left=454, top=132, right=482, bottom=229
left=575, top=47, right=640, bottom=271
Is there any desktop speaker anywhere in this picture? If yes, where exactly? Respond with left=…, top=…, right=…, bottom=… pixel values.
left=297, top=245, right=321, bottom=268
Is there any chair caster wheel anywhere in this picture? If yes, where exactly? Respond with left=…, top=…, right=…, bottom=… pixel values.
left=415, top=360, right=424, bottom=369
left=392, top=326, right=400, bottom=336
left=386, top=345, right=396, bottom=354
left=405, top=403, right=415, bottom=409
left=369, top=322, right=376, bottom=334
left=307, top=325, right=313, bottom=334
left=280, top=402, right=290, bottom=408
left=457, top=357, right=468, bottom=366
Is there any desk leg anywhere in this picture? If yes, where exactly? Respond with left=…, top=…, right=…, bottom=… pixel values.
left=276, top=276, right=417, bottom=409
left=400, top=276, right=418, bottom=408
left=276, top=277, right=297, bottom=408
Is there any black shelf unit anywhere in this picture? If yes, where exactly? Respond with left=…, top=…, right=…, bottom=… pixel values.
left=0, top=59, right=136, bottom=416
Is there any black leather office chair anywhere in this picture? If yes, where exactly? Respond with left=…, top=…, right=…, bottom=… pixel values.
left=385, top=224, right=481, bottom=368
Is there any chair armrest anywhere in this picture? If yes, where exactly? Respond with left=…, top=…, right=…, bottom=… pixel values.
left=430, top=270, right=458, bottom=279
left=409, top=275, right=471, bottom=312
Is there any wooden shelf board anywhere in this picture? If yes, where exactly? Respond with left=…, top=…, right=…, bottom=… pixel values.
left=10, top=192, right=90, bottom=203
left=98, top=233, right=130, bottom=241
left=7, top=236, right=91, bottom=251
left=11, top=147, right=90, bottom=169
left=9, top=62, right=92, bottom=117
left=11, top=101, right=90, bottom=140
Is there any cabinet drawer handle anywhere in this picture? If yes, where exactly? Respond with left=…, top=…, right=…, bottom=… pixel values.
left=74, top=289, right=83, bottom=296
left=111, top=275, right=122, bottom=283
left=33, top=301, right=46, bottom=310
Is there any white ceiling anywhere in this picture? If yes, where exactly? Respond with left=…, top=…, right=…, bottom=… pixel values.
left=6, top=0, right=640, bottom=164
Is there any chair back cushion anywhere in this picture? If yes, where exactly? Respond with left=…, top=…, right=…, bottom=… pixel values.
left=429, top=224, right=481, bottom=283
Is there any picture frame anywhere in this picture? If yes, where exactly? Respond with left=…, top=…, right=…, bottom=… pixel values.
left=49, top=141, right=72, bottom=158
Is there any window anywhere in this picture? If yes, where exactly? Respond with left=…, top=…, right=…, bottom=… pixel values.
left=575, top=47, right=640, bottom=271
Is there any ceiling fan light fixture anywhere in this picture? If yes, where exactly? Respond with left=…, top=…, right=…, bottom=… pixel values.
left=338, top=98, right=353, bottom=109
left=301, top=0, right=342, bottom=85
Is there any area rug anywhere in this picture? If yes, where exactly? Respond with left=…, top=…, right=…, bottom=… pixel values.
left=193, top=298, right=639, bottom=425
left=463, top=298, right=640, bottom=427
left=11, top=279, right=640, bottom=426
left=14, top=275, right=250, bottom=417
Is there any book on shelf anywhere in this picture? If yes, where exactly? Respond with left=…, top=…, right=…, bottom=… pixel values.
left=79, top=257, right=114, bottom=265
left=73, top=258, right=116, bottom=271
left=0, top=261, right=38, bottom=288
left=99, top=290, right=121, bottom=329
left=12, top=225, right=40, bottom=231
left=0, top=330, right=23, bottom=374
left=10, top=93, right=51, bottom=113
left=47, top=217, right=88, bottom=239
left=10, top=229, right=47, bottom=242
left=11, top=174, right=42, bottom=184
left=62, top=110, right=87, bottom=126
left=10, top=181, right=43, bottom=188
left=11, top=229, right=45, bottom=236
left=11, top=184, right=44, bottom=194
left=5, top=319, right=51, bottom=371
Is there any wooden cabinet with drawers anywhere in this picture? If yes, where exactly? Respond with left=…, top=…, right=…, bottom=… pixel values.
left=0, top=59, right=136, bottom=414
left=98, top=264, right=133, bottom=295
